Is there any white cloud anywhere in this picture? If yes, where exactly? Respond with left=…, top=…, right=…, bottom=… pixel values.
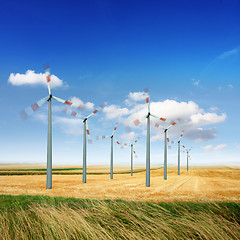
left=202, top=144, right=227, bottom=152
left=190, top=112, right=226, bottom=126
left=235, top=144, right=240, bottom=149
left=228, top=84, right=234, bottom=89
left=125, top=91, right=148, bottom=106
left=202, top=145, right=214, bottom=152
left=214, top=144, right=227, bottom=151
left=120, top=131, right=137, bottom=143
left=54, top=116, right=82, bottom=136
left=218, top=47, right=240, bottom=60
left=69, top=96, right=94, bottom=110
left=112, top=94, right=227, bottom=143
left=186, top=128, right=217, bottom=143
left=8, top=70, right=63, bottom=88
left=192, top=79, right=200, bottom=86
left=103, top=105, right=129, bottom=119
left=210, top=107, right=219, bottom=112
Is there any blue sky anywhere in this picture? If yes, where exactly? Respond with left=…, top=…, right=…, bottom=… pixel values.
left=0, top=0, right=239, bottom=166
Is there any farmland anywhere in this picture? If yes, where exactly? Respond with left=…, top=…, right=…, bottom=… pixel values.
left=1, top=166, right=240, bottom=239
left=0, top=166, right=239, bottom=202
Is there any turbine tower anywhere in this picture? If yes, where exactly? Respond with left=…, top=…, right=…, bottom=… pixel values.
left=163, top=121, right=177, bottom=180
left=129, top=137, right=140, bottom=176
left=178, top=130, right=184, bottom=175
left=154, top=118, right=178, bottom=180
left=101, top=122, right=119, bottom=179
left=186, top=147, right=192, bottom=171
left=20, top=65, right=73, bottom=189
left=133, top=89, right=154, bottom=187
left=64, top=106, right=102, bottom=183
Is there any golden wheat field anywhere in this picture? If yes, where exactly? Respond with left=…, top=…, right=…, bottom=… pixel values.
left=0, top=166, right=239, bottom=202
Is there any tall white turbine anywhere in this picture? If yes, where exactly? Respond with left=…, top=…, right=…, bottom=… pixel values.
left=163, top=121, right=177, bottom=180
left=129, top=137, right=140, bottom=176
left=182, top=145, right=192, bottom=171
left=20, top=65, right=73, bottom=189
left=101, top=122, right=119, bottom=179
left=134, top=90, right=156, bottom=187
left=64, top=106, right=103, bottom=183
left=177, top=130, right=184, bottom=175
left=154, top=118, right=178, bottom=180
left=186, top=147, right=192, bottom=171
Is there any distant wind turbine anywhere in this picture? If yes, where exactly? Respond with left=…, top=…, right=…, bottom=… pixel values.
left=101, top=122, right=119, bottom=179
left=178, top=130, right=184, bottom=175
left=129, top=137, right=140, bottom=176
left=154, top=118, right=179, bottom=180
left=64, top=105, right=104, bottom=183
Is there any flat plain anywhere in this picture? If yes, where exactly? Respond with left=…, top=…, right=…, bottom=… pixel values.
left=0, top=166, right=239, bottom=202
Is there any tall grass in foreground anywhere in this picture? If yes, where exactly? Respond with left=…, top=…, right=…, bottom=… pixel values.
left=0, top=196, right=239, bottom=240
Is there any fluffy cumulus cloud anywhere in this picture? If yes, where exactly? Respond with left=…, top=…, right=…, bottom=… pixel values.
left=120, top=131, right=137, bottom=143
left=8, top=70, right=63, bottom=88
left=186, top=128, right=217, bottom=143
left=202, top=144, right=227, bottom=152
left=69, top=96, right=94, bottom=110
left=125, top=91, right=149, bottom=106
left=102, top=91, right=227, bottom=143
left=54, top=116, right=82, bottom=136
left=103, top=105, right=129, bottom=119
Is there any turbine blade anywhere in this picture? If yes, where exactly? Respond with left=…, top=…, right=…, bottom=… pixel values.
left=52, top=96, right=73, bottom=106
left=111, top=122, right=119, bottom=136
left=150, top=114, right=160, bottom=119
left=20, top=96, right=48, bottom=120
left=63, top=107, right=84, bottom=120
left=160, top=117, right=167, bottom=122
left=44, top=64, right=51, bottom=95
left=85, top=121, right=93, bottom=144
left=86, top=109, right=98, bottom=119
left=145, top=95, right=151, bottom=113
left=133, top=119, right=141, bottom=126
left=113, top=137, right=120, bottom=145
left=112, top=126, right=117, bottom=136
left=167, top=120, right=177, bottom=130
left=133, top=138, right=139, bottom=146
left=86, top=121, right=90, bottom=135
left=86, top=104, right=105, bottom=119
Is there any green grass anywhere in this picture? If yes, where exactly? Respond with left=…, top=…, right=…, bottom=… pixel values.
left=0, top=195, right=240, bottom=239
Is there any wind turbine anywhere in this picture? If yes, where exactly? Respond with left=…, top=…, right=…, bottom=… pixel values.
left=133, top=89, right=155, bottom=187
left=182, top=145, right=192, bottom=171
left=186, top=147, right=192, bottom=171
left=163, top=121, right=178, bottom=180
left=63, top=105, right=103, bottom=183
left=177, top=130, right=184, bottom=175
left=154, top=118, right=178, bottom=180
left=129, top=137, right=140, bottom=176
left=20, top=65, right=73, bottom=189
left=101, top=122, right=119, bottom=179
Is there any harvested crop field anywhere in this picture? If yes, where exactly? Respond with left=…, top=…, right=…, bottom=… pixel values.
left=0, top=166, right=239, bottom=202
